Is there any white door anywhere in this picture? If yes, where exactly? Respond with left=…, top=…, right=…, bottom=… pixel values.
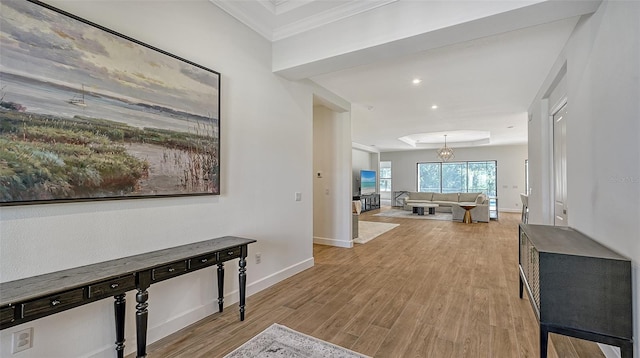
left=553, top=104, right=568, bottom=226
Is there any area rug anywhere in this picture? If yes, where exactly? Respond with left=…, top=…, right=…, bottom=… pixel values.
left=374, top=209, right=453, bottom=221
left=224, top=323, right=370, bottom=358
left=354, top=221, right=399, bottom=244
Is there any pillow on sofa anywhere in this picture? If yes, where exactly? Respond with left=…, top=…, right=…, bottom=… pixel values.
left=459, top=192, right=481, bottom=202
left=411, top=192, right=433, bottom=201
left=432, top=192, right=458, bottom=202
left=475, top=194, right=486, bottom=204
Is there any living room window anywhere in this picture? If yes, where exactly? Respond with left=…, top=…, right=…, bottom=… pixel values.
left=417, top=162, right=441, bottom=192
left=380, top=162, right=392, bottom=192
left=417, top=161, right=497, bottom=196
left=442, top=162, right=467, bottom=193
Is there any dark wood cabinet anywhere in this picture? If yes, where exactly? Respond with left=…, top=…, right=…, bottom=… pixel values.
left=518, top=224, right=633, bottom=358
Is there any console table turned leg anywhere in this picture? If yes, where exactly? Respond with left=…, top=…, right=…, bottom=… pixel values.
left=217, top=263, right=224, bottom=312
left=239, top=256, right=247, bottom=321
left=114, top=294, right=126, bottom=358
left=135, top=289, right=149, bottom=358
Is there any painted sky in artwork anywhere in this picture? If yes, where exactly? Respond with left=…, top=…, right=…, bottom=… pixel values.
left=0, top=0, right=219, bottom=119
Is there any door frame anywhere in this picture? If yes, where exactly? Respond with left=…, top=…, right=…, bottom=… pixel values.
left=550, top=98, right=568, bottom=226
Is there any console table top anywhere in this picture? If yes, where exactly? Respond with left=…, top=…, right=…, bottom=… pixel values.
left=1, top=236, right=256, bottom=305
left=519, top=224, right=628, bottom=261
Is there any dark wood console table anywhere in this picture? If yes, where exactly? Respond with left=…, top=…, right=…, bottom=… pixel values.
left=518, top=224, right=633, bottom=358
left=0, top=236, right=256, bottom=358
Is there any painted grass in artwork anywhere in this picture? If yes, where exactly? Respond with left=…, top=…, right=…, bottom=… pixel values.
left=0, top=110, right=217, bottom=202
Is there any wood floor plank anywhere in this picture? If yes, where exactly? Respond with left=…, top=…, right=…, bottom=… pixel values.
left=138, top=210, right=605, bottom=358
left=312, top=301, right=361, bottom=341
left=374, top=301, right=426, bottom=357
left=343, top=283, right=396, bottom=336
left=294, top=285, right=356, bottom=336
left=548, top=333, right=579, bottom=358
left=490, top=326, right=519, bottom=358
left=459, top=287, right=491, bottom=358
left=350, top=324, right=390, bottom=356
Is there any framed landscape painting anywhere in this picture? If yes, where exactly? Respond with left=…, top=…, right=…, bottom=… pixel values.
left=0, top=0, right=220, bottom=206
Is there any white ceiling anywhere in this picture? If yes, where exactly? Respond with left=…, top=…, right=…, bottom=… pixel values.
left=211, top=0, right=596, bottom=152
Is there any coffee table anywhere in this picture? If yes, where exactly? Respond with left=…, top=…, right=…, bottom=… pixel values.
left=411, top=203, right=439, bottom=215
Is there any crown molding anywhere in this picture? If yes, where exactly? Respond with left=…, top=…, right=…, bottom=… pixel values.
left=211, top=0, right=274, bottom=41
left=210, top=0, right=398, bottom=42
left=257, top=0, right=277, bottom=14
left=352, top=142, right=380, bottom=153
left=272, top=0, right=398, bottom=41
left=398, top=131, right=492, bottom=148
left=272, top=0, right=315, bottom=15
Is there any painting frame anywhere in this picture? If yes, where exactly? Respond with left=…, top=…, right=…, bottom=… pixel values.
left=0, top=0, right=221, bottom=206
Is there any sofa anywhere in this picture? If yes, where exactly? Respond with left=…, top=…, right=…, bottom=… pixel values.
left=402, top=192, right=490, bottom=223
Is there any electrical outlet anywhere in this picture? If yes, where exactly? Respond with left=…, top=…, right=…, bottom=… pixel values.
left=255, top=252, right=261, bottom=264
left=12, top=328, right=33, bottom=353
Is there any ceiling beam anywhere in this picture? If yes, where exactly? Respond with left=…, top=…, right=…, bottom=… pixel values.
left=272, top=0, right=601, bottom=80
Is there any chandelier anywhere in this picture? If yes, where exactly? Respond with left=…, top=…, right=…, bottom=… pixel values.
left=437, top=134, right=455, bottom=162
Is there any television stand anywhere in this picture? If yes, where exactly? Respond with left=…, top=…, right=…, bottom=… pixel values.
left=358, top=194, right=380, bottom=212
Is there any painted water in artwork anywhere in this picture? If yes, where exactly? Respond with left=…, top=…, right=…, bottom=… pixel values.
left=360, top=170, right=376, bottom=195
left=0, top=1, right=220, bottom=204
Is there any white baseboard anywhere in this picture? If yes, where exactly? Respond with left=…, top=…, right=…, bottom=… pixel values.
left=87, top=257, right=315, bottom=358
left=88, top=343, right=127, bottom=358
left=313, top=236, right=353, bottom=248
left=598, top=344, right=621, bottom=358
left=499, top=208, right=521, bottom=213
left=243, top=257, right=314, bottom=297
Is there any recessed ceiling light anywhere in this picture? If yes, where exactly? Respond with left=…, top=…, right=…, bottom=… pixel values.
left=412, top=78, right=422, bottom=85
left=431, top=105, right=438, bottom=109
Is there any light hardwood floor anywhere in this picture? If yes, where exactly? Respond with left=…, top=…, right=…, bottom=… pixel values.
left=139, top=209, right=604, bottom=358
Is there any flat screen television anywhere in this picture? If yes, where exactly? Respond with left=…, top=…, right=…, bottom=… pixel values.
left=360, top=170, right=376, bottom=195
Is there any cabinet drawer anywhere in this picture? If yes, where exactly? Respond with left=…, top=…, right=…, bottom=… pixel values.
left=21, top=288, right=85, bottom=319
left=88, top=275, right=136, bottom=299
left=189, top=253, right=218, bottom=270
left=1, top=306, right=14, bottom=326
left=152, top=261, right=187, bottom=282
left=218, top=247, right=242, bottom=261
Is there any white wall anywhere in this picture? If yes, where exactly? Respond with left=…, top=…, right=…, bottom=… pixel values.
left=0, top=1, right=316, bottom=357
left=313, top=106, right=353, bottom=248
left=381, top=144, right=528, bottom=212
left=528, top=1, right=639, bottom=356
